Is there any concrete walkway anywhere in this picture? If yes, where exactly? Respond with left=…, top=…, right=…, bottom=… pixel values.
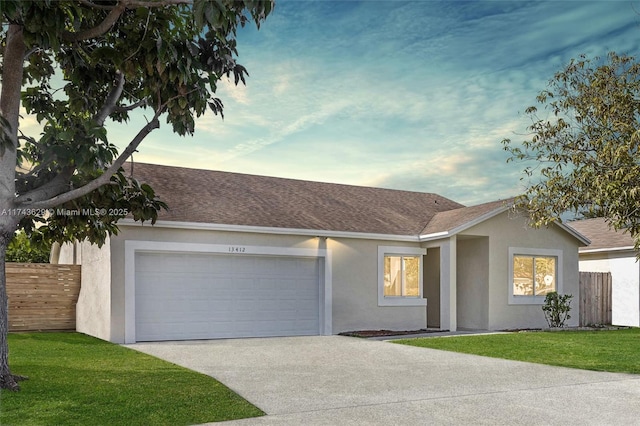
left=127, top=336, right=640, bottom=425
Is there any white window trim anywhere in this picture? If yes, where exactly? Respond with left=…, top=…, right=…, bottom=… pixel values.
left=378, top=246, right=427, bottom=307
left=508, top=247, right=563, bottom=305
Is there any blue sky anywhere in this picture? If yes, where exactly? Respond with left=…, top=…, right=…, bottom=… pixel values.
left=116, top=0, right=640, bottom=206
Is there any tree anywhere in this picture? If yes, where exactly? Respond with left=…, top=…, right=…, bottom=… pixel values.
left=0, top=0, right=273, bottom=390
left=502, top=52, right=640, bottom=251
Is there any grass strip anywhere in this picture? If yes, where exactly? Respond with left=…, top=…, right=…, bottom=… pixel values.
left=394, top=328, right=640, bottom=374
left=0, top=332, right=264, bottom=425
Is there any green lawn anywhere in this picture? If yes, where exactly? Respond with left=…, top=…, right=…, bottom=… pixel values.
left=395, top=328, right=640, bottom=374
left=0, top=332, right=264, bottom=425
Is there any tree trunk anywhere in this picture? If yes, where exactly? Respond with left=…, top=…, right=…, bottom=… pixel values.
left=0, top=22, right=25, bottom=391
left=0, top=229, right=25, bottom=391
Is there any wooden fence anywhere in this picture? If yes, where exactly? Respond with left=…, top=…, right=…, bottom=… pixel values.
left=579, top=271, right=612, bottom=326
left=7, top=263, right=81, bottom=332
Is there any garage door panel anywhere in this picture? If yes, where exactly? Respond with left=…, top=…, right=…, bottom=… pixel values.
left=135, top=252, right=320, bottom=341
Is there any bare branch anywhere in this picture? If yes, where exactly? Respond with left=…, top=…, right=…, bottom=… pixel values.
left=115, top=99, right=147, bottom=112
left=62, top=2, right=127, bottom=42
left=79, top=0, right=117, bottom=10
left=95, top=71, right=125, bottom=126
left=23, top=47, right=40, bottom=61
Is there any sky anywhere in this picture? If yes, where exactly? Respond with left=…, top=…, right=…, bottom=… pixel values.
left=111, top=0, right=640, bottom=206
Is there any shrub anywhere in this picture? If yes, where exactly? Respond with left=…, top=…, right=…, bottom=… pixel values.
left=542, top=292, right=573, bottom=328
left=6, top=231, right=51, bottom=263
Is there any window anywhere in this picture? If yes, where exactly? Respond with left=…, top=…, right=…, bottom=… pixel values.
left=513, top=255, right=556, bottom=296
left=508, top=247, right=562, bottom=304
left=378, top=246, right=427, bottom=306
left=384, top=255, right=420, bottom=297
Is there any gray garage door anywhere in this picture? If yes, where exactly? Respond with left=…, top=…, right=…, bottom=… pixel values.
left=135, top=252, right=320, bottom=341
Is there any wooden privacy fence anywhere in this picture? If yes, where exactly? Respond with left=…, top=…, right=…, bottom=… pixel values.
left=7, top=263, right=81, bottom=332
left=579, top=271, right=612, bottom=326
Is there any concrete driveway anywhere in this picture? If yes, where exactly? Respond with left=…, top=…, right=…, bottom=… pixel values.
left=127, top=336, right=640, bottom=425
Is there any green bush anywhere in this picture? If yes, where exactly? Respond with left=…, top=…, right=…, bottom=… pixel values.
left=6, top=231, right=51, bottom=263
left=542, top=292, right=573, bottom=328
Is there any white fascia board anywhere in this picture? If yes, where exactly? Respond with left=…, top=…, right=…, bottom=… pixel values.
left=417, top=231, right=450, bottom=241
left=418, top=205, right=510, bottom=241
left=117, top=218, right=420, bottom=242
left=579, top=246, right=635, bottom=254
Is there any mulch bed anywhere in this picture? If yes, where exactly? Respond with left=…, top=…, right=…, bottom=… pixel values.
left=503, top=325, right=629, bottom=333
left=338, top=329, right=445, bottom=338
left=339, top=325, right=629, bottom=338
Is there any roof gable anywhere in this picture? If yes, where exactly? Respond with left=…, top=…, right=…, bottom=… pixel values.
left=420, top=198, right=513, bottom=238
left=419, top=199, right=589, bottom=245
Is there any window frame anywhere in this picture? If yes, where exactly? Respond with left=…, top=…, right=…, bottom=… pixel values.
left=508, top=247, right=563, bottom=305
left=378, top=246, right=427, bottom=307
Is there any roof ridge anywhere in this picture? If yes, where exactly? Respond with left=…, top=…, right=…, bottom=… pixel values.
left=125, top=162, right=480, bottom=236
left=127, top=162, right=462, bottom=201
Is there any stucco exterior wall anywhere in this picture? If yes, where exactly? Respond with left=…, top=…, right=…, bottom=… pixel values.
left=58, top=241, right=80, bottom=264
left=580, top=252, right=640, bottom=327
left=58, top=238, right=112, bottom=340
left=107, top=224, right=427, bottom=343
left=328, top=238, right=427, bottom=333
left=456, top=237, right=489, bottom=330
left=459, top=212, right=581, bottom=330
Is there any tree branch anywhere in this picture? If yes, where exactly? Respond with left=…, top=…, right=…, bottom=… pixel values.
left=79, top=0, right=118, bottom=10
left=115, top=99, right=147, bottom=112
left=64, top=0, right=193, bottom=42
left=14, top=167, right=76, bottom=205
left=95, top=71, right=125, bottom=126
left=62, top=2, right=127, bottom=42
left=16, top=161, right=51, bottom=180
left=15, top=113, right=162, bottom=209
left=23, top=47, right=40, bottom=61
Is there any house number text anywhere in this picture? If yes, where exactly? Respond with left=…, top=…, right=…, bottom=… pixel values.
left=228, top=246, right=246, bottom=253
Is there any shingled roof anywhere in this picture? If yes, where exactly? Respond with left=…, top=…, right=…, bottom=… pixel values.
left=127, top=163, right=530, bottom=238
left=568, top=218, right=635, bottom=252
left=420, top=198, right=514, bottom=236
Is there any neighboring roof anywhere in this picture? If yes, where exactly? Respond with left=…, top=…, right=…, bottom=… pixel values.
left=568, top=218, right=635, bottom=252
left=128, top=163, right=465, bottom=236
left=420, top=198, right=513, bottom=238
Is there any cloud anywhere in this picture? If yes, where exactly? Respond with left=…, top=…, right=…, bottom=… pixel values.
left=136, top=0, right=639, bottom=206
left=18, top=107, right=43, bottom=138
left=218, top=77, right=250, bottom=105
left=215, top=97, right=352, bottom=163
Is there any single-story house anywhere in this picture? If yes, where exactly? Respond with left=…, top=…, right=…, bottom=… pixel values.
left=568, top=218, right=639, bottom=327
left=55, top=163, right=588, bottom=343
